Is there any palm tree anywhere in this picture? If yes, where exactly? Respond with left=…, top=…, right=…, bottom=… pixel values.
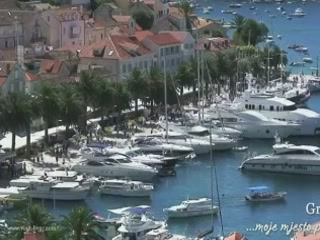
left=0, top=92, right=34, bottom=152
left=175, top=63, right=194, bottom=99
left=58, top=84, right=82, bottom=139
left=111, top=81, right=130, bottom=133
left=77, top=70, right=98, bottom=134
left=61, top=207, right=103, bottom=240
left=46, top=225, right=66, bottom=240
left=93, top=78, right=114, bottom=121
left=176, top=0, right=194, bottom=32
left=147, top=65, right=163, bottom=114
left=232, top=15, right=247, bottom=33
left=127, top=67, right=148, bottom=114
left=12, top=204, right=54, bottom=240
left=37, top=82, right=60, bottom=146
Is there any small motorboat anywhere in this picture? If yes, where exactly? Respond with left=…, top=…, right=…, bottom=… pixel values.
left=277, top=35, right=282, bottom=39
left=249, top=5, right=256, bottom=10
left=290, top=8, right=306, bottom=17
left=303, top=57, right=313, bottom=63
left=288, top=44, right=302, bottom=49
left=221, top=9, right=234, bottom=14
left=287, top=16, right=292, bottom=20
left=203, top=8, right=209, bottom=14
left=229, top=3, right=242, bottom=8
left=245, top=186, right=287, bottom=202
left=290, top=62, right=305, bottom=67
left=163, top=198, right=219, bottom=218
left=207, top=6, right=213, bottom=10
left=269, top=14, right=276, bottom=18
left=264, top=9, right=269, bottom=13
left=232, top=11, right=238, bottom=15
left=233, top=146, right=248, bottom=151
left=295, top=46, right=308, bottom=52
left=282, top=11, right=286, bottom=15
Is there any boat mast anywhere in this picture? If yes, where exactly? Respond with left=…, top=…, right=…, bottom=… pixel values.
left=317, top=56, right=319, bottom=77
left=164, top=54, right=168, bottom=142
left=201, top=51, right=205, bottom=124
left=267, top=48, right=270, bottom=83
left=197, top=48, right=201, bottom=123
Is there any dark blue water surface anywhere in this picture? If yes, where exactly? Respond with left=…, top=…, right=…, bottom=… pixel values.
left=195, top=0, right=320, bottom=75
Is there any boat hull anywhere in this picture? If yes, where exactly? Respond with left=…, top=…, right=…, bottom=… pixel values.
left=164, top=206, right=218, bottom=218
left=21, top=189, right=89, bottom=200
left=99, top=188, right=152, bottom=197
left=245, top=192, right=287, bottom=202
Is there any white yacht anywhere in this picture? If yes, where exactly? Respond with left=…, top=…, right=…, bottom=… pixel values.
left=132, top=137, right=195, bottom=158
left=133, top=131, right=212, bottom=155
left=220, top=90, right=320, bottom=136
left=203, top=7, right=209, bottom=14
left=99, top=179, right=153, bottom=197
left=81, top=147, right=165, bottom=167
left=290, top=8, right=305, bottom=17
left=159, top=118, right=242, bottom=138
left=146, top=226, right=192, bottom=240
left=307, top=77, right=320, bottom=93
left=239, top=143, right=320, bottom=175
left=18, top=178, right=89, bottom=200
left=71, top=156, right=158, bottom=181
left=163, top=198, right=218, bottom=218
left=215, top=110, right=301, bottom=139
left=110, top=206, right=164, bottom=240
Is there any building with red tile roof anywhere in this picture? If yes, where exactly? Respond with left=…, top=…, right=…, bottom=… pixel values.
left=135, top=31, right=154, bottom=41
left=292, top=222, right=320, bottom=240
left=58, top=34, right=154, bottom=80
left=142, top=31, right=195, bottom=72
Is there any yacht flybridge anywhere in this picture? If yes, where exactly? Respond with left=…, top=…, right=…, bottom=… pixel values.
left=220, top=90, right=320, bottom=136
left=239, top=143, right=320, bottom=175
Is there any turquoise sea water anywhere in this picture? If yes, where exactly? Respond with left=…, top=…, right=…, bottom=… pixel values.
left=195, top=0, right=320, bottom=75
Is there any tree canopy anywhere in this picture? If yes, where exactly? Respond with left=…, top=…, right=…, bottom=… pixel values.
left=132, top=11, right=154, bottom=30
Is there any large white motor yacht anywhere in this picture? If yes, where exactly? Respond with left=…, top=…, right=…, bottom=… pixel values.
left=163, top=198, right=219, bottom=218
left=211, top=110, right=301, bottom=139
left=132, top=137, right=195, bottom=159
left=71, top=155, right=158, bottom=181
left=110, top=206, right=164, bottom=240
left=99, top=179, right=153, bottom=197
left=17, top=178, right=89, bottom=200
left=239, top=143, right=320, bottom=175
left=133, top=131, right=212, bottom=155
left=219, top=90, right=320, bottom=136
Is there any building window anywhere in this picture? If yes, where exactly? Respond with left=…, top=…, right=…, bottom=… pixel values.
left=175, top=46, right=179, bottom=53
left=252, top=105, right=255, bottom=110
left=101, top=33, right=103, bottom=39
left=245, top=104, right=248, bottom=109
left=184, top=44, right=188, bottom=49
left=161, top=60, right=164, bottom=68
left=259, top=105, right=262, bottom=110
left=170, top=47, right=174, bottom=54
left=160, top=48, right=163, bottom=57
left=270, top=106, right=274, bottom=111
left=276, top=106, right=279, bottom=111
left=72, top=41, right=75, bottom=45
left=128, top=63, right=132, bottom=72
left=63, top=28, right=66, bottom=35
left=5, top=40, right=8, bottom=48
left=122, top=64, right=126, bottom=73
left=165, top=48, right=169, bottom=55
left=144, top=61, right=148, bottom=69
left=189, top=43, right=194, bottom=49
left=47, top=16, right=50, bottom=22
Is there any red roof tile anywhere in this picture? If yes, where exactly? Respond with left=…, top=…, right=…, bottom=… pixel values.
left=160, top=31, right=190, bottom=42
left=59, top=36, right=119, bottom=59
left=40, top=60, right=63, bottom=74
left=294, top=222, right=320, bottom=240
left=112, top=15, right=131, bottom=23
left=25, top=72, right=40, bottom=81
left=145, top=33, right=182, bottom=46
left=135, top=30, right=154, bottom=41
left=0, top=77, right=6, bottom=87
left=110, top=35, right=152, bottom=59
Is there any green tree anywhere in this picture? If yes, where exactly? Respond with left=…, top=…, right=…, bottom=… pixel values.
left=147, top=65, right=163, bottom=113
left=132, top=11, right=154, bottom=30
left=176, top=0, right=194, bottom=32
left=127, top=67, right=148, bottom=114
left=232, top=15, right=247, bottom=33
left=61, top=207, right=103, bottom=240
left=211, top=30, right=224, bottom=38
left=12, top=204, right=54, bottom=240
left=93, top=78, right=114, bottom=121
left=0, top=93, right=35, bottom=153
left=37, top=82, right=60, bottom=146
left=175, top=63, right=194, bottom=97
left=46, top=225, right=65, bottom=240
left=77, top=70, right=98, bottom=134
left=58, top=84, right=82, bottom=140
